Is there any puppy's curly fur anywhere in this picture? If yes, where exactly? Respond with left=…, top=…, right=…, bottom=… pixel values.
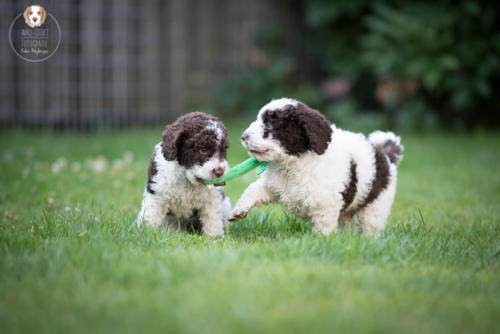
left=138, top=112, right=231, bottom=237
left=230, top=98, right=403, bottom=236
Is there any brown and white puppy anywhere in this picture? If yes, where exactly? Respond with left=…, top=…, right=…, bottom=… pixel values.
left=229, top=98, right=403, bottom=236
left=24, top=5, right=47, bottom=28
left=138, top=112, right=231, bottom=237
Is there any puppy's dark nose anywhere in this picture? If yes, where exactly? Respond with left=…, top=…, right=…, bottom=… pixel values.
left=33, top=17, right=38, bottom=22
left=241, top=133, right=249, bottom=141
left=212, top=167, right=225, bottom=178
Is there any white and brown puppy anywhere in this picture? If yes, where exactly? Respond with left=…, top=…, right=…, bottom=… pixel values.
left=24, top=5, right=47, bottom=28
left=138, top=112, right=231, bottom=237
left=228, top=98, right=403, bottom=236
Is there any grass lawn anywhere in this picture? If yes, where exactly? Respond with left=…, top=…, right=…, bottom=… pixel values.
left=0, top=124, right=499, bottom=333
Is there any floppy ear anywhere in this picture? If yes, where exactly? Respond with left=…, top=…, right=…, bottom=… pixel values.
left=23, top=7, right=30, bottom=25
left=294, top=103, right=332, bottom=155
left=161, top=122, right=186, bottom=161
left=41, top=7, right=47, bottom=24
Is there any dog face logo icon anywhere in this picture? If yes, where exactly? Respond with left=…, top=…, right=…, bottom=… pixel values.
left=10, top=5, right=61, bottom=62
left=23, top=5, right=47, bottom=28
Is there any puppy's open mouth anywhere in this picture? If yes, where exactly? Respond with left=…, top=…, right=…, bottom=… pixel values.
left=249, top=149, right=269, bottom=155
left=195, top=176, right=225, bottom=187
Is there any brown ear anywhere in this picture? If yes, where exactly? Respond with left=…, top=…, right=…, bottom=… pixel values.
left=23, top=7, right=30, bottom=24
left=295, top=103, right=332, bottom=155
left=161, top=121, right=185, bottom=161
left=41, top=7, right=47, bottom=24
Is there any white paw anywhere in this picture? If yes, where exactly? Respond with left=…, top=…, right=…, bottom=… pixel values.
left=202, top=222, right=225, bottom=238
left=204, top=229, right=225, bottom=238
left=227, top=208, right=249, bottom=222
left=312, top=223, right=335, bottom=236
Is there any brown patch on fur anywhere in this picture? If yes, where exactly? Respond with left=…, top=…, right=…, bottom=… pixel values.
left=146, top=156, right=158, bottom=194
left=358, top=147, right=390, bottom=209
left=161, top=112, right=229, bottom=168
left=262, top=102, right=332, bottom=156
left=382, top=140, right=403, bottom=165
left=341, top=160, right=357, bottom=211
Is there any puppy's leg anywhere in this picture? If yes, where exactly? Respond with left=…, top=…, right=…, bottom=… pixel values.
left=228, top=179, right=274, bottom=222
left=311, top=207, right=341, bottom=236
left=137, top=191, right=168, bottom=228
left=358, top=171, right=397, bottom=237
left=220, top=192, right=232, bottom=223
left=199, top=199, right=224, bottom=237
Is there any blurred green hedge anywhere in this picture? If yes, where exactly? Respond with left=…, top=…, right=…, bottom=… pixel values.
left=213, top=0, right=500, bottom=131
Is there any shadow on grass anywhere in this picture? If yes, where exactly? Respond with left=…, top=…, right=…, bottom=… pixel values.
left=226, top=206, right=313, bottom=242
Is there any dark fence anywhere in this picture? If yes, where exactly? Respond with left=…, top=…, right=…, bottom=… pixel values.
left=0, top=0, right=278, bottom=129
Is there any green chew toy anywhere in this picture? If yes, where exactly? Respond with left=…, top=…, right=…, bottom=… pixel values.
left=203, top=157, right=267, bottom=185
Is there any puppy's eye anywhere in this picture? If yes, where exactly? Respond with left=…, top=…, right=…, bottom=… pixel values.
left=38, top=11, right=41, bottom=15
left=199, top=148, right=208, bottom=154
left=29, top=11, right=32, bottom=14
left=264, top=120, right=272, bottom=128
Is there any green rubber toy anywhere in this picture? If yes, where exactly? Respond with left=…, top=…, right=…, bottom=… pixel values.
left=203, top=157, right=267, bottom=185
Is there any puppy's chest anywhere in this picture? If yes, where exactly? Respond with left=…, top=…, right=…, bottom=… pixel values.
left=160, top=185, right=214, bottom=218
left=268, top=172, right=315, bottom=218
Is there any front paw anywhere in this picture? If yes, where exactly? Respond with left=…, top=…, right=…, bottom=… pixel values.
left=228, top=209, right=249, bottom=222
left=203, top=225, right=225, bottom=238
left=206, top=230, right=225, bottom=238
left=312, top=222, right=336, bottom=236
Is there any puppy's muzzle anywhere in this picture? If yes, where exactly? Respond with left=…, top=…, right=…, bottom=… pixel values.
left=212, top=167, right=225, bottom=178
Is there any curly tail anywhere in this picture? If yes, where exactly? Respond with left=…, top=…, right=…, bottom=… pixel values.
left=368, top=131, right=404, bottom=165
